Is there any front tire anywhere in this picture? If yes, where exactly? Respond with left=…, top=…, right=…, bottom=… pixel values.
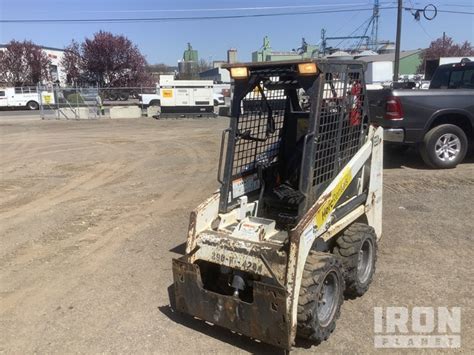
left=333, top=223, right=377, bottom=298
left=297, top=252, right=344, bottom=343
left=26, top=101, right=39, bottom=110
left=419, top=124, right=468, bottom=169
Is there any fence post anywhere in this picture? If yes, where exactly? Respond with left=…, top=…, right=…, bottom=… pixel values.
left=140, top=85, right=143, bottom=116
left=56, top=84, right=60, bottom=120
left=76, top=84, right=79, bottom=119
left=37, top=83, right=43, bottom=120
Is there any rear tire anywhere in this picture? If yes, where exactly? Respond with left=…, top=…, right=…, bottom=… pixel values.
left=26, top=101, right=39, bottom=110
left=333, top=223, right=377, bottom=298
left=419, top=124, right=468, bottom=169
left=297, top=251, right=344, bottom=343
left=118, top=92, right=129, bottom=101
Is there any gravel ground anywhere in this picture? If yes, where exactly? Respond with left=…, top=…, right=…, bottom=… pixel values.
left=0, top=117, right=473, bottom=354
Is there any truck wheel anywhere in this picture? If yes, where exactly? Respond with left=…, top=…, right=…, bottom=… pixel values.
left=297, top=251, right=344, bottom=343
left=333, top=223, right=377, bottom=298
left=419, top=124, right=468, bottom=169
left=26, top=101, right=39, bottom=110
left=149, top=100, right=160, bottom=106
left=108, top=92, right=119, bottom=101
left=118, top=92, right=129, bottom=101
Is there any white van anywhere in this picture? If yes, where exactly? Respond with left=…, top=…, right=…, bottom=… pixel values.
left=0, top=87, right=55, bottom=110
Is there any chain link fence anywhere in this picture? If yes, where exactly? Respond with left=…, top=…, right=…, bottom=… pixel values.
left=38, top=85, right=232, bottom=119
left=39, top=85, right=159, bottom=120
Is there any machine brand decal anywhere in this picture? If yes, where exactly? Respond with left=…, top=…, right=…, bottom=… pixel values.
left=162, top=89, right=173, bottom=98
left=315, top=167, right=353, bottom=228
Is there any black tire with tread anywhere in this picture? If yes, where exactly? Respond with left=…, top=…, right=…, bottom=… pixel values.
left=26, top=101, right=39, bottom=110
left=333, top=223, right=377, bottom=297
left=297, top=251, right=344, bottom=343
left=419, top=124, right=468, bottom=169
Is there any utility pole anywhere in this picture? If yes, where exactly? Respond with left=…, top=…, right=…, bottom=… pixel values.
left=393, top=0, right=403, bottom=82
left=371, top=0, right=380, bottom=50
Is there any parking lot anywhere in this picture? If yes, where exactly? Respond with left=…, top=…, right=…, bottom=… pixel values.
left=0, top=117, right=473, bottom=353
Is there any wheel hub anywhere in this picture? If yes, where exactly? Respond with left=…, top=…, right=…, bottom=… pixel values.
left=435, top=133, right=461, bottom=162
left=317, top=271, right=339, bottom=327
left=357, top=238, right=374, bottom=284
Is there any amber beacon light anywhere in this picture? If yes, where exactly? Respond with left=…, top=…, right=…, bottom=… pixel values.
left=298, top=62, right=318, bottom=75
left=230, top=67, right=249, bottom=79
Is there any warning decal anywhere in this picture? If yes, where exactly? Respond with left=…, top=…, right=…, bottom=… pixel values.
left=315, top=167, right=353, bottom=229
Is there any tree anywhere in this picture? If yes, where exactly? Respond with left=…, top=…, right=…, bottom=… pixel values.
left=418, top=35, right=474, bottom=73
left=197, top=58, right=212, bottom=73
left=0, top=40, right=51, bottom=86
left=61, top=40, right=82, bottom=85
left=80, top=31, right=151, bottom=87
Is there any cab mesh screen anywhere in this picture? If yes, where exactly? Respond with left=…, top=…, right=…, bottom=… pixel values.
left=231, top=80, right=287, bottom=177
left=313, top=69, right=365, bottom=187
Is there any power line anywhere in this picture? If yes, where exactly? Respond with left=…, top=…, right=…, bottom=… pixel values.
left=69, top=3, right=377, bottom=14
left=0, top=7, right=397, bottom=24
left=435, top=8, right=474, bottom=15
left=334, top=16, right=374, bottom=48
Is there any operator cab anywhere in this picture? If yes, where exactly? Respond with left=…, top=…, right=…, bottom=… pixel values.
left=217, top=60, right=367, bottom=232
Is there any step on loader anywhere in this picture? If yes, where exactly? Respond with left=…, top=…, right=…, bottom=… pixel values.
left=171, top=59, right=383, bottom=350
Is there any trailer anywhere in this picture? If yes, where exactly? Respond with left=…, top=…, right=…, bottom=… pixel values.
left=159, top=76, right=215, bottom=118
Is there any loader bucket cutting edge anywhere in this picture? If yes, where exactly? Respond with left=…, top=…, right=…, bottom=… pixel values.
left=172, top=257, right=292, bottom=349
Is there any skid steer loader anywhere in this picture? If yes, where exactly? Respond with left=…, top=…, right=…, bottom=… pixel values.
left=171, top=59, right=383, bottom=350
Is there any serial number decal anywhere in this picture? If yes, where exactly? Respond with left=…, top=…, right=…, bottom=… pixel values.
left=210, top=250, right=264, bottom=274
left=315, top=167, right=353, bottom=228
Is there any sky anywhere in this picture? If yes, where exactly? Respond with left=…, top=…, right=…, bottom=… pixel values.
left=0, top=0, right=473, bottom=65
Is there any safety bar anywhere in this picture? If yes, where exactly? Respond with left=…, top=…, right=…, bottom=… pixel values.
left=217, top=129, right=231, bottom=184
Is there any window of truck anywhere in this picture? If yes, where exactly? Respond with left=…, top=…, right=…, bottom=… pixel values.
left=448, top=69, right=464, bottom=88
left=430, top=66, right=450, bottom=88
left=0, top=91, right=5, bottom=96
left=461, top=69, right=474, bottom=88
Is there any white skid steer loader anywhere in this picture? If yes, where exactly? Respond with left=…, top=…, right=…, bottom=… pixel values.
left=171, top=59, right=383, bottom=350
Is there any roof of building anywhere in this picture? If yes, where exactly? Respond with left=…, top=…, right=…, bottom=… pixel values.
left=357, top=50, right=378, bottom=56
left=327, top=50, right=352, bottom=57
left=356, top=49, right=422, bottom=62
left=0, top=44, right=65, bottom=52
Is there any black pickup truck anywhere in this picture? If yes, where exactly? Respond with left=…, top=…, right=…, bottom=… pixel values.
left=369, top=59, right=474, bottom=168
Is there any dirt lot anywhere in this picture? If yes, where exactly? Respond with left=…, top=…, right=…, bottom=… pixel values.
left=1, top=117, right=473, bottom=353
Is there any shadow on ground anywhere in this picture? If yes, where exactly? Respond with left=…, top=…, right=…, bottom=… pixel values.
left=383, top=145, right=474, bottom=169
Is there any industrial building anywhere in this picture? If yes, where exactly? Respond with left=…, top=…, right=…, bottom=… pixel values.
left=355, top=49, right=423, bottom=83
left=178, top=43, right=199, bottom=79
left=198, top=49, right=237, bottom=83
left=252, top=36, right=319, bottom=62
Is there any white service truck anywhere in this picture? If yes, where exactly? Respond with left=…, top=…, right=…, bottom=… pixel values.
left=0, top=87, right=55, bottom=110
